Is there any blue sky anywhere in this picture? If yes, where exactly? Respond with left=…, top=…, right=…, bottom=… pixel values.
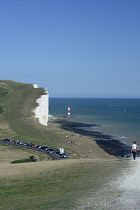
left=0, top=0, right=140, bottom=98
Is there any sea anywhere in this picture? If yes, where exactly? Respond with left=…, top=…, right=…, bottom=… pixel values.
left=49, top=98, right=140, bottom=148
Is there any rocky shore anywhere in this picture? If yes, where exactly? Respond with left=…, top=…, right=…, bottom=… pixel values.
left=55, top=118, right=131, bottom=157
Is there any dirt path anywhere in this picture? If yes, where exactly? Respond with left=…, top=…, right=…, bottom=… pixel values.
left=74, top=157, right=140, bottom=210
left=110, top=157, right=140, bottom=210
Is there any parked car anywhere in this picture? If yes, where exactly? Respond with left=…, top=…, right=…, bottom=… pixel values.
left=39, top=146, right=48, bottom=150
left=36, top=145, right=41, bottom=148
left=55, top=148, right=64, bottom=154
left=47, top=149, right=55, bottom=153
left=19, top=142, right=25, bottom=145
left=11, top=140, right=16, bottom=143
left=23, top=142, right=29, bottom=146
left=32, top=145, right=38, bottom=148
left=55, top=149, right=60, bottom=154
left=60, top=153, right=70, bottom=158
left=3, top=139, right=10, bottom=142
left=27, top=143, right=35, bottom=147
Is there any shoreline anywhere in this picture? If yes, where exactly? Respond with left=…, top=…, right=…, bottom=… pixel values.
left=54, top=117, right=131, bottom=157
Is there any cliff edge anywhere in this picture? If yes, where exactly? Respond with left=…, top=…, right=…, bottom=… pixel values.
left=33, top=84, right=49, bottom=126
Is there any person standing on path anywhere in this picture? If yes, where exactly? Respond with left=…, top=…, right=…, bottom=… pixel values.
left=131, top=141, right=138, bottom=160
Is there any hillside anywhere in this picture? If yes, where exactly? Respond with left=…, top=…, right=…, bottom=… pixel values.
left=0, top=80, right=126, bottom=210
left=0, top=80, right=111, bottom=159
left=0, top=80, right=45, bottom=141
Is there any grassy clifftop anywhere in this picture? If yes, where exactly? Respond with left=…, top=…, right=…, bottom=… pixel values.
left=0, top=80, right=46, bottom=142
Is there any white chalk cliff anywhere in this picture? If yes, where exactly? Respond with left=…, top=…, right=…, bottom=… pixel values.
left=33, top=84, right=49, bottom=126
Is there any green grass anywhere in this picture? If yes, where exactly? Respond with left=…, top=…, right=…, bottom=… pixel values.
left=0, top=81, right=70, bottom=148
left=0, top=80, right=129, bottom=209
left=0, top=142, right=50, bottom=162
left=0, top=81, right=52, bottom=143
left=0, top=159, right=127, bottom=210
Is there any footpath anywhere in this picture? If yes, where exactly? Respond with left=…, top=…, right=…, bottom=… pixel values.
left=110, top=157, right=140, bottom=210
left=75, top=157, right=140, bottom=210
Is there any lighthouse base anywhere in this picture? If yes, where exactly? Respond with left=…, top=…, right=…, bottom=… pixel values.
left=66, top=115, right=71, bottom=118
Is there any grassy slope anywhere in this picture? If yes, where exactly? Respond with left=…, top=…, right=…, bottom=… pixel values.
left=0, top=80, right=128, bottom=209
left=0, top=80, right=45, bottom=141
left=0, top=80, right=61, bottom=146
left=0, top=159, right=127, bottom=210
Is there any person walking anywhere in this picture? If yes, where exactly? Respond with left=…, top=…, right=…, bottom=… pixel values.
left=131, top=141, right=138, bottom=160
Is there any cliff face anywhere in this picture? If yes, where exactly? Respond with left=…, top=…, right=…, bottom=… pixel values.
left=33, top=84, right=49, bottom=126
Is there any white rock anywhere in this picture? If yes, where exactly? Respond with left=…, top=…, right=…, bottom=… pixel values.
left=34, top=92, right=49, bottom=126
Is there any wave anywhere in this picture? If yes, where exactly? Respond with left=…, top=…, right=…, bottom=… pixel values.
left=113, top=135, right=128, bottom=141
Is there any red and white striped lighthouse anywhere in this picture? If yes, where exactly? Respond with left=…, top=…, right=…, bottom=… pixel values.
left=67, top=106, right=70, bottom=117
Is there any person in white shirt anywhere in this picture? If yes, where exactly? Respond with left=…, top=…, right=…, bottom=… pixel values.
left=131, top=141, right=138, bottom=160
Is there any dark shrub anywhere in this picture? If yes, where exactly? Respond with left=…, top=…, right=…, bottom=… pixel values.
left=11, top=156, right=37, bottom=164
